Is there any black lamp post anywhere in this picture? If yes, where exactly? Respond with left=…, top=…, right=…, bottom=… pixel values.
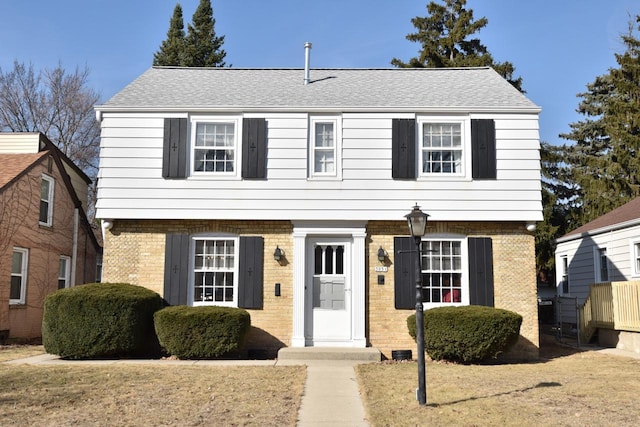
left=405, top=204, right=429, bottom=405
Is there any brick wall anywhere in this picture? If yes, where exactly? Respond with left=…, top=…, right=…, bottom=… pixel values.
left=1, top=156, right=99, bottom=340
left=103, top=220, right=294, bottom=356
left=104, top=219, right=539, bottom=360
left=367, top=221, right=539, bottom=360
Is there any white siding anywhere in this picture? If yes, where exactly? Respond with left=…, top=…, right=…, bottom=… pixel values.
left=555, top=223, right=640, bottom=324
left=96, top=112, right=542, bottom=222
left=0, top=133, right=40, bottom=153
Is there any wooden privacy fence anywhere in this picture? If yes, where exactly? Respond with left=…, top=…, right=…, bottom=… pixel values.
left=579, top=281, right=640, bottom=343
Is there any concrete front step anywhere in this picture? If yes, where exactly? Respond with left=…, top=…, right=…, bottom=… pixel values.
left=277, top=347, right=381, bottom=362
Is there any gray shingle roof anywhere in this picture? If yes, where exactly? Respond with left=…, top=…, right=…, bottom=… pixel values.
left=97, top=67, right=540, bottom=112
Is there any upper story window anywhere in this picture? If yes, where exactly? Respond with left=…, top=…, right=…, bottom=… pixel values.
left=309, top=116, right=341, bottom=179
left=191, top=118, right=239, bottom=175
left=39, top=174, right=54, bottom=226
left=192, top=236, right=239, bottom=306
left=10, top=247, right=28, bottom=305
left=421, top=123, right=463, bottom=174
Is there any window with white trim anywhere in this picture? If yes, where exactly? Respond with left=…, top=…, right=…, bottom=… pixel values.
left=420, top=122, right=464, bottom=175
left=420, top=238, right=466, bottom=305
left=594, top=247, right=609, bottom=282
left=309, top=116, right=341, bottom=179
left=58, top=256, right=71, bottom=289
left=631, top=240, right=640, bottom=277
left=192, top=237, right=238, bottom=306
left=10, top=248, right=28, bottom=304
left=559, top=254, right=570, bottom=294
left=39, top=175, right=54, bottom=226
left=192, top=118, right=239, bottom=175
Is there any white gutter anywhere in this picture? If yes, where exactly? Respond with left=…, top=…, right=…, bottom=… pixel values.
left=95, top=106, right=542, bottom=114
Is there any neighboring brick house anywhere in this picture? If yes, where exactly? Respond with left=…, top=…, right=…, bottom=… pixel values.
left=95, top=64, right=543, bottom=359
left=0, top=133, right=102, bottom=341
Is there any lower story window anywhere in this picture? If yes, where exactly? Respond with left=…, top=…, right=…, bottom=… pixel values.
left=193, top=237, right=237, bottom=305
left=420, top=240, right=462, bottom=303
left=11, top=248, right=29, bottom=304
left=58, top=256, right=71, bottom=289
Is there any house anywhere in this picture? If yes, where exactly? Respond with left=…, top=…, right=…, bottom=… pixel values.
left=0, top=133, right=102, bottom=341
left=95, top=63, right=543, bottom=359
left=555, top=197, right=640, bottom=326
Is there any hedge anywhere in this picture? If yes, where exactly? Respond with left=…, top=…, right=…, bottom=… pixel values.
left=154, top=306, right=251, bottom=359
left=42, top=283, right=164, bottom=359
left=408, top=305, right=522, bottom=363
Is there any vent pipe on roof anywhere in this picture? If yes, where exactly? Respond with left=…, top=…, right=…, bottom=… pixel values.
left=304, top=42, right=312, bottom=85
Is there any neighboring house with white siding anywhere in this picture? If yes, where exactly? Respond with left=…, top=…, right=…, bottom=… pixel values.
left=95, top=65, right=543, bottom=359
left=555, top=197, right=640, bottom=325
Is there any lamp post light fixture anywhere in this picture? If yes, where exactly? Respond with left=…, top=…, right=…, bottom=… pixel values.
left=405, top=203, right=429, bottom=406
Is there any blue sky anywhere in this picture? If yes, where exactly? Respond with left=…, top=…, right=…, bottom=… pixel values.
left=0, top=0, right=638, bottom=145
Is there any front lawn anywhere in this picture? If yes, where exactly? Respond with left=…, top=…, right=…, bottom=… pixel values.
left=0, top=362, right=305, bottom=426
left=356, top=337, right=640, bottom=426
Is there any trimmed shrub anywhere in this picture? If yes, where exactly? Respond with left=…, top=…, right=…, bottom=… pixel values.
left=154, top=306, right=251, bottom=359
left=408, top=305, right=522, bottom=363
left=42, top=283, right=164, bottom=359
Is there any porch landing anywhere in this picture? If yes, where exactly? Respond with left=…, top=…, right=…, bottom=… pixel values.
left=277, top=347, right=381, bottom=362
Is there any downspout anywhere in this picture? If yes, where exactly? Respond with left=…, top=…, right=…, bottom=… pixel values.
left=71, top=208, right=79, bottom=287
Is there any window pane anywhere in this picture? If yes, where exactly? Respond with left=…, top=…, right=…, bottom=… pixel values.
left=335, top=246, right=344, bottom=275
left=10, top=276, right=22, bottom=300
left=41, top=179, right=50, bottom=200
left=315, top=123, right=334, bottom=147
left=11, top=251, right=22, bottom=274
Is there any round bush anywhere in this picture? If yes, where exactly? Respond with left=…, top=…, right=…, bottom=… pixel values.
left=408, top=305, right=522, bottom=363
left=154, top=306, right=251, bottom=359
left=42, top=283, right=164, bottom=359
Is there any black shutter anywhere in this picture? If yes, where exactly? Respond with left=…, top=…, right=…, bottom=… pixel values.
left=468, top=237, right=494, bottom=307
left=471, top=119, right=496, bottom=180
left=238, top=236, right=264, bottom=309
left=163, top=118, right=188, bottom=179
left=394, top=237, right=417, bottom=309
left=164, top=234, right=189, bottom=305
left=242, top=118, right=267, bottom=179
left=392, top=119, right=417, bottom=179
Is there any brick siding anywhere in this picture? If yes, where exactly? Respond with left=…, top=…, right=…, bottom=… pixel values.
left=104, top=219, right=539, bottom=360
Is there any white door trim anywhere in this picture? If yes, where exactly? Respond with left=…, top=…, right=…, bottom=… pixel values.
left=291, top=221, right=367, bottom=348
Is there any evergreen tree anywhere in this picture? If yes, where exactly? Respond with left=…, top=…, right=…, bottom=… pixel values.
left=392, top=0, right=523, bottom=92
left=184, top=0, right=227, bottom=67
left=153, top=3, right=186, bottom=66
left=559, top=16, right=640, bottom=225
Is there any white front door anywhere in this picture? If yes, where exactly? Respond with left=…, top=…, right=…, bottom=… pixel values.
left=306, top=238, right=352, bottom=345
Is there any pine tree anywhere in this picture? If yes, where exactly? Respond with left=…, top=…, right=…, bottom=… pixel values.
left=183, top=0, right=226, bottom=67
left=153, top=4, right=186, bottom=66
left=392, top=0, right=523, bottom=92
left=559, top=16, right=640, bottom=225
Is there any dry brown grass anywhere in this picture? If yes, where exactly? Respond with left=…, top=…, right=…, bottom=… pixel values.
left=356, top=337, right=640, bottom=426
left=0, top=344, right=45, bottom=362
left=0, top=360, right=305, bottom=426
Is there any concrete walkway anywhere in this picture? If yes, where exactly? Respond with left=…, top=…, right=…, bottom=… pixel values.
left=279, top=359, right=370, bottom=426
left=6, top=353, right=372, bottom=426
